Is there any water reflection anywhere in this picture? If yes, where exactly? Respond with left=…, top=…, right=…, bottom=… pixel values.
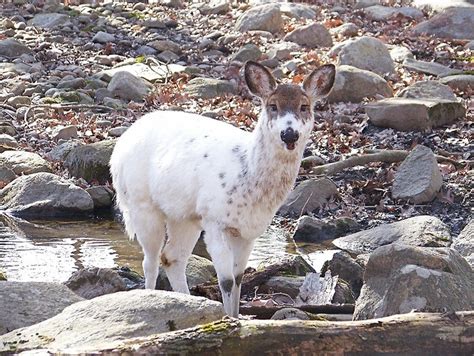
left=0, top=214, right=308, bottom=283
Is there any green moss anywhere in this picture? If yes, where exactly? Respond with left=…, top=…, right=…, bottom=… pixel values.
left=0, top=270, right=6, bottom=281
left=135, top=55, right=146, bottom=64
left=199, top=320, right=232, bottom=334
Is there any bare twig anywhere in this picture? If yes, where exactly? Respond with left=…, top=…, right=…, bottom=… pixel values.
left=306, top=149, right=472, bottom=176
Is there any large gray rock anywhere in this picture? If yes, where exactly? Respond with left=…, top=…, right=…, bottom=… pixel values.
left=353, top=244, right=474, bottom=320
left=363, top=5, right=424, bottom=21
left=235, top=4, right=283, bottom=34
left=0, top=282, right=83, bottom=335
left=402, top=58, right=462, bottom=77
left=440, top=74, right=474, bottom=92
left=28, top=13, right=70, bottom=29
left=64, top=140, right=115, bottom=183
left=452, top=220, right=474, bottom=268
left=278, top=3, right=317, bottom=19
left=185, top=78, right=237, bottom=99
left=261, top=276, right=305, bottom=298
left=413, top=0, right=474, bottom=11
left=412, top=7, right=474, bottom=40
left=0, top=39, right=33, bottom=59
left=107, top=71, right=152, bottom=102
left=284, top=23, right=332, bottom=48
left=392, top=145, right=443, bottom=203
left=65, top=268, right=129, bottom=299
left=332, top=216, right=451, bottom=255
left=292, top=216, right=361, bottom=243
left=397, top=80, right=456, bottom=100
left=0, top=151, right=51, bottom=176
left=327, top=65, right=392, bottom=103
left=0, top=134, right=18, bottom=153
left=366, top=98, right=466, bottom=131
left=0, top=290, right=224, bottom=353
left=277, top=178, right=338, bottom=218
left=0, top=173, right=94, bottom=217
left=336, top=36, right=395, bottom=76
left=92, top=31, right=115, bottom=44
left=231, top=44, right=262, bottom=63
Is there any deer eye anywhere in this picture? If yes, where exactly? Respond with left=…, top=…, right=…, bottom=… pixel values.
left=300, top=105, right=309, bottom=113
left=268, top=104, right=278, bottom=113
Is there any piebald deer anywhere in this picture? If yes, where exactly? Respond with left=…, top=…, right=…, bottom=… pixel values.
left=110, top=61, right=335, bottom=317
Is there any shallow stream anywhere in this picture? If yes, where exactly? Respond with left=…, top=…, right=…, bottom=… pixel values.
left=0, top=213, right=337, bottom=282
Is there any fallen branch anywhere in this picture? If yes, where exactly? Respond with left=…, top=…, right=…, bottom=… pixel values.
left=239, top=303, right=355, bottom=319
left=99, top=311, right=474, bottom=355
left=307, top=149, right=472, bottom=176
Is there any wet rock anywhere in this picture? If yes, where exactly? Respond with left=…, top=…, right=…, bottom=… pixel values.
left=28, top=13, right=70, bottom=29
left=199, top=1, right=231, bottom=15
left=277, top=178, right=338, bottom=218
left=0, top=39, right=33, bottom=58
left=185, top=78, right=237, bottom=99
left=235, top=4, right=283, bottom=34
left=331, top=23, right=359, bottom=38
left=321, top=251, right=364, bottom=298
left=440, top=74, right=474, bottom=92
left=0, top=134, right=18, bottom=153
left=231, top=43, right=262, bottom=62
left=363, top=5, right=423, bottom=21
left=389, top=46, right=414, bottom=63
left=293, top=216, right=361, bottom=243
left=65, top=268, right=127, bottom=299
left=284, top=23, right=332, bottom=48
left=353, top=244, right=474, bottom=320
left=0, top=281, right=83, bottom=335
left=412, top=7, right=474, bottom=40
left=261, top=276, right=305, bottom=298
left=46, top=140, right=83, bottom=161
left=335, top=36, right=395, bottom=76
left=397, top=80, right=456, bottom=100
left=452, top=220, right=474, bottom=268
left=0, top=172, right=94, bottom=217
left=332, top=216, right=451, bottom=255
left=86, top=185, right=114, bottom=209
left=0, top=290, right=224, bottom=353
left=366, top=97, right=466, bottom=131
left=0, top=150, right=51, bottom=176
left=271, top=308, right=310, bottom=320
left=107, top=71, right=152, bottom=102
left=327, top=65, right=392, bottom=103
left=52, top=125, right=78, bottom=141
left=158, top=255, right=216, bottom=290
left=392, top=145, right=443, bottom=204
left=64, top=140, right=115, bottom=184
left=402, top=58, right=462, bottom=77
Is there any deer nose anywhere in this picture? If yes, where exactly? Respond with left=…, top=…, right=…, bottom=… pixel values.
left=280, top=127, right=299, bottom=144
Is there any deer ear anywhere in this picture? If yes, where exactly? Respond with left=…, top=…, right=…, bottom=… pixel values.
left=303, top=64, right=336, bottom=99
left=244, top=61, right=276, bottom=99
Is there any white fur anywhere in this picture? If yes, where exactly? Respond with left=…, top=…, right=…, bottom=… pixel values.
left=110, top=64, right=334, bottom=317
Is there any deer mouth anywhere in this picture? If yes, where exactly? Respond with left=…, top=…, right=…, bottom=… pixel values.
left=285, top=142, right=296, bottom=150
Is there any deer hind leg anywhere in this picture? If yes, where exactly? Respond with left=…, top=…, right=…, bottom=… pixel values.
left=128, top=205, right=166, bottom=289
left=161, top=219, right=202, bottom=294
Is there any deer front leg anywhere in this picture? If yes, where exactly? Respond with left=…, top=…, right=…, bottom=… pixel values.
left=203, top=225, right=236, bottom=317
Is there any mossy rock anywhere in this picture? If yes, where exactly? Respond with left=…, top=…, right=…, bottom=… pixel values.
left=64, top=140, right=116, bottom=183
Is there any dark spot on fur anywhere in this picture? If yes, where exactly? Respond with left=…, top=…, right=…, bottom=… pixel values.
left=226, top=212, right=230, bottom=217
left=204, top=135, right=209, bottom=138
left=227, top=185, right=238, bottom=196
left=203, top=153, right=208, bottom=158
left=221, top=182, right=226, bottom=188
left=235, top=273, right=244, bottom=286
left=225, top=227, right=241, bottom=238
left=219, top=172, right=225, bottom=179
left=220, top=279, right=234, bottom=294
left=188, top=138, right=195, bottom=144
left=286, top=121, right=292, bottom=125
left=161, top=254, right=171, bottom=267
left=244, top=202, right=248, bottom=207
left=227, top=198, right=233, bottom=204
left=232, top=145, right=241, bottom=153
left=237, top=211, right=241, bottom=216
